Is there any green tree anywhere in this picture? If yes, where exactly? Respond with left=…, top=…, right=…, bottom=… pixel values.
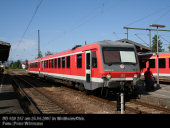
left=9, top=61, right=14, bottom=68
left=45, top=51, right=53, bottom=56
left=9, top=60, right=22, bottom=69
left=168, top=45, right=170, bottom=52
left=152, top=35, right=164, bottom=52
left=16, top=60, right=22, bottom=69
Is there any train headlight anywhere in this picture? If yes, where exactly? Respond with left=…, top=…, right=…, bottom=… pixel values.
left=106, top=74, right=111, bottom=79
left=134, top=74, right=138, bottom=78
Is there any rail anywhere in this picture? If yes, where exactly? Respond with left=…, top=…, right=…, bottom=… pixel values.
left=13, top=78, right=42, bottom=114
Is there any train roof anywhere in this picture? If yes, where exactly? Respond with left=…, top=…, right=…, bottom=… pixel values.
left=29, top=40, right=136, bottom=63
left=96, top=40, right=135, bottom=47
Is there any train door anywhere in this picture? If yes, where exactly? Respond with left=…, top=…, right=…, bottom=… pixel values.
left=86, top=51, right=91, bottom=83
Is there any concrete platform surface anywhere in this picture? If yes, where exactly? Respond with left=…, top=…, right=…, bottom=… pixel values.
left=138, top=82, right=170, bottom=109
left=0, top=73, right=24, bottom=114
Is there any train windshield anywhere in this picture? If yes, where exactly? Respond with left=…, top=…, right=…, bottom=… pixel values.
left=102, top=47, right=137, bottom=65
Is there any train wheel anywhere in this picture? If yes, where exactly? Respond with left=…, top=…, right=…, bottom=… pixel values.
left=79, top=84, right=85, bottom=92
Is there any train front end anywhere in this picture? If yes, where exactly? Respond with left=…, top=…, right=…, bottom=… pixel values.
left=99, top=41, right=141, bottom=94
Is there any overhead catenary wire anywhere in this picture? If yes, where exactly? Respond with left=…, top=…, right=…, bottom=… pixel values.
left=160, top=35, right=170, bottom=44
left=10, top=0, right=43, bottom=61
left=134, top=34, right=149, bottom=47
left=17, top=0, right=43, bottom=48
left=47, top=0, right=124, bottom=45
left=126, top=5, right=170, bottom=27
left=113, top=32, right=127, bottom=40
left=152, top=8, right=170, bottom=23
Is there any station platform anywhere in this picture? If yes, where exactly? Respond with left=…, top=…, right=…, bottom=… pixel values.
left=0, top=73, right=24, bottom=114
left=137, top=82, right=170, bottom=109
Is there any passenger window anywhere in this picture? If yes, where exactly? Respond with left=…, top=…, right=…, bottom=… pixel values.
left=55, top=59, right=57, bottom=68
left=49, top=60, right=51, bottom=68
left=77, top=54, right=82, bottom=68
left=58, top=58, right=61, bottom=68
left=92, top=51, right=97, bottom=68
left=159, top=58, right=166, bottom=68
left=67, top=56, right=70, bottom=68
left=62, top=57, right=65, bottom=68
left=51, top=59, right=53, bottom=68
left=149, top=59, right=155, bottom=68
left=169, top=58, right=170, bottom=68
left=47, top=60, right=49, bottom=68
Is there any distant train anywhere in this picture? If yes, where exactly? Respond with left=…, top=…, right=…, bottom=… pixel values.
left=138, top=52, right=170, bottom=79
left=27, top=40, right=141, bottom=96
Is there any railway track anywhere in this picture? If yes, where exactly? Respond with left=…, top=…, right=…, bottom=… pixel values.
left=11, top=74, right=70, bottom=114
left=8, top=70, right=170, bottom=114
left=61, top=86, right=170, bottom=114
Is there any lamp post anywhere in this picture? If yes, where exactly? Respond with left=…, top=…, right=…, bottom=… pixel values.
left=149, top=24, right=165, bottom=88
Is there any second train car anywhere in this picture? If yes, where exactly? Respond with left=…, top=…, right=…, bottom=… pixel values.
left=138, top=52, right=170, bottom=80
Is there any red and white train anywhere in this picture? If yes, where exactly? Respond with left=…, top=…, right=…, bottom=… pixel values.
left=138, top=52, right=170, bottom=79
left=27, top=40, right=141, bottom=96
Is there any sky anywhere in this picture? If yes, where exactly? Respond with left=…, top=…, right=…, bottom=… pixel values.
left=0, top=0, right=170, bottom=61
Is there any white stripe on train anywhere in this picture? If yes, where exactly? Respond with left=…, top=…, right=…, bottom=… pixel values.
left=27, top=71, right=134, bottom=83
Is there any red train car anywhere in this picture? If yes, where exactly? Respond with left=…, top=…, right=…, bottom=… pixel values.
left=138, top=52, right=170, bottom=79
left=28, top=40, right=141, bottom=95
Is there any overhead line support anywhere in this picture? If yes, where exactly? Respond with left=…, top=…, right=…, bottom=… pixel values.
left=123, top=26, right=170, bottom=49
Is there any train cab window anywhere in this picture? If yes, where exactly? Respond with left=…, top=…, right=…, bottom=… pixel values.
left=66, top=56, right=70, bottom=68
left=149, top=59, right=155, bottom=68
left=58, top=58, right=61, bottom=68
left=92, top=51, right=97, bottom=68
left=62, top=57, right=65, bottom=68
left=102, top=47, right=136, bottom=64
left=55, top=59, right=57, bottom=68
left=159, top=58, right=166, bottom=68
left=77, top=54, right=82, bottom=68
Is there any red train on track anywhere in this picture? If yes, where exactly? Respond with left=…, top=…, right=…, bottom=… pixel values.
left=138, top=52, right=170, bottom=79
left=27, top=40, right=141, bottom=96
